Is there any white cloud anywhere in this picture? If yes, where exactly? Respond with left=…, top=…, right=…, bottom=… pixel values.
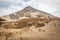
left=30, top=0, right=60, bottom=17
left=0, top=0, right=31, bottom=3
left=0, top=0, right=31, bottom=16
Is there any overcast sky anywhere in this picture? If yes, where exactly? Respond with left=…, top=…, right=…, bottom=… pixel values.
left=0, top=0, right=60, bottom=17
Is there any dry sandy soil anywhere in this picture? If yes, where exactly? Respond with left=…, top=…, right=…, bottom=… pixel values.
left=0, top=18, right=60, bottom=40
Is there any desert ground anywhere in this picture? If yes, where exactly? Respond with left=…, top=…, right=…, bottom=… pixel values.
left=0, top=18, right=60, bottom=40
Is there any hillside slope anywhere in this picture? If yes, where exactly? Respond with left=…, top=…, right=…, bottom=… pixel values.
left=2, top=6, right=58, bottom=21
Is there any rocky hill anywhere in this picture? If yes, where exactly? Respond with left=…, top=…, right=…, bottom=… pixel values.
left=0, top=6, right=60, bottom=40
left=2, top=6, right=58, bottom=21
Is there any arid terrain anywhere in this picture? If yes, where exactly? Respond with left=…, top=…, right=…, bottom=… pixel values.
left=0, top=6, right=60, bottom=40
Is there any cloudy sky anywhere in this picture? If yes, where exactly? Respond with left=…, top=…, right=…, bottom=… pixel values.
left=0, top=0, right=60, bottom=17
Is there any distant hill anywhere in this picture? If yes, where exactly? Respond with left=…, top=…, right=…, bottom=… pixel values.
left=1, top=6, right=58, bottom=21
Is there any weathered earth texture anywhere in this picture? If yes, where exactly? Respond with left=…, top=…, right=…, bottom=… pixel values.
left=0, top=6, right=60, bottom=40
